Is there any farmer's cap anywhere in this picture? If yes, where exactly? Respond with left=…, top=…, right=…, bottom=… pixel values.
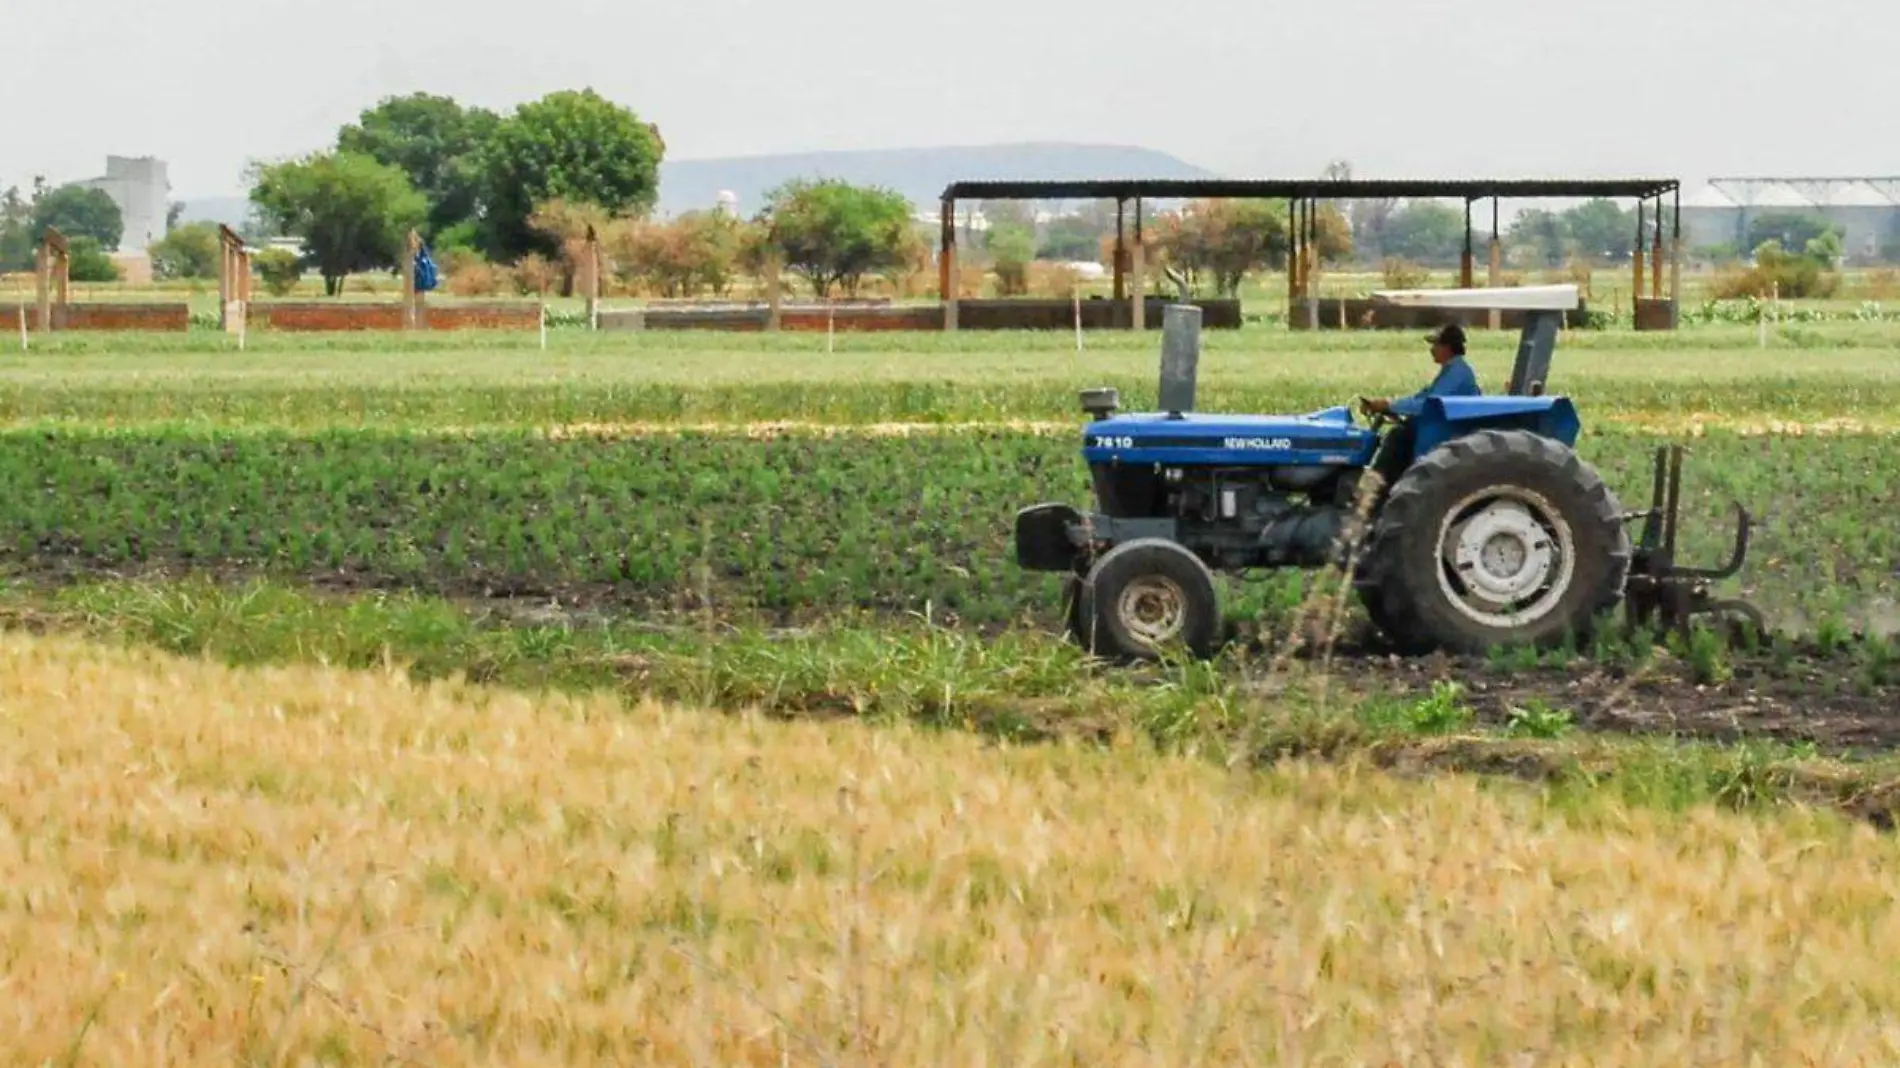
left=1425, top=323, right=1466, bottom=352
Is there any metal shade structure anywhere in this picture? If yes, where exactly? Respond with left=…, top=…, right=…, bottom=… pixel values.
left=934, top=176, right=1683, bottom=331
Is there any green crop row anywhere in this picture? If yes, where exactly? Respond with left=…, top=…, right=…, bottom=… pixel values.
left=0, top=426, right=1892, bottom=635
left=2, top=328, right=1897, bottom=429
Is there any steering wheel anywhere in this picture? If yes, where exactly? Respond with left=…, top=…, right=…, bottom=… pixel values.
left=1358, top=398, right=1407, bottom=434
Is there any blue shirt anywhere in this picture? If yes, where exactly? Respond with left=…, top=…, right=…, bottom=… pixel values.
left=1390, top=356, right=1480, bottom=418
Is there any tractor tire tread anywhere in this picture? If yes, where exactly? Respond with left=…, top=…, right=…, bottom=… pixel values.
left=1357, top=429, right=1630, bottom=656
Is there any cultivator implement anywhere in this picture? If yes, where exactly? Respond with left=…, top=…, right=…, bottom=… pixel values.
left=1623, top=443, right=1767, bottom=638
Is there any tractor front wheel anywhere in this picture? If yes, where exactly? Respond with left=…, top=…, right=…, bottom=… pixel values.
left=1357, top=429, right=1630, bottom=655
left=1074, top=539, right=1222, bottom=662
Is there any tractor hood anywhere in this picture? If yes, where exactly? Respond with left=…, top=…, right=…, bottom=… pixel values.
left=1082, top=405, right=1378, bottom=466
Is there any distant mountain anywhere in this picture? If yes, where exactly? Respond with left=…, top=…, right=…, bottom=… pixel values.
left=656, top=143, right=1219, bottom=216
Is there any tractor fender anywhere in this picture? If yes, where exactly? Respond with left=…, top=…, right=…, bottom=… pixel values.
left=1411, top=395, right=1581, bottom=460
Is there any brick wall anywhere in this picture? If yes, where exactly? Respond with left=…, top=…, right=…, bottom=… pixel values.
left=0, top=302, right=188, bottom=332
left=248, top=301, right=541, bottom=331
left=422, top=302, right=541, bottom=330
left=58, top=303, right=190, bottom=331
left=251, top=303, right=407, bottom=331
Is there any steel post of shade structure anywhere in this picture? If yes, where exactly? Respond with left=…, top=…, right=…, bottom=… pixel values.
left=1670, top=186, right=1683, bottom=316
left=1651, top=199, right=1665, bottom=300
left=1459, top=199, right=1475, bottom=289
left=939, top=198, right=957, bottom=332
left=1131, top=197, right=1146, bottom=331
left=1306, top=197, right=1320, bottom=328
left=1112, top=199, right=1126, bottom=305
left=1488, top=197, right=1503, bottom=329
left=1632, top=199, right=1647, bottom=314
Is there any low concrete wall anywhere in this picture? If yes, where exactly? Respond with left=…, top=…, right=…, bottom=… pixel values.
left=1289, top=297, right=1593, bottom=331
left=0, top=302, right=189, bottom=332
left=960, top=297, right=1242, bottom=330
left=247, top=301, right=541, bottom=331
left=604, top=297, right=1243, bottom=333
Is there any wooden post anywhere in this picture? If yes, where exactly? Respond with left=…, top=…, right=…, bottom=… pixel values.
left=766, top=247, right=783, bottom=332
left=940, top=198, right=958, bottom=332
left=1112, top=198, right=1127, bottom=306
left=33, top=245, right=49, bottom=334
left=581, top=224, right=601, bottom=330
left=35, top=228, right=68, bottom=333
left=402, top=230, right=421, bottom=330
left=1131, top=197, right=1146, bottom=331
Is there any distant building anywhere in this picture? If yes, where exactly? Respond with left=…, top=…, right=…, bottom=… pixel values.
left=1682, top=177, right=1900, bottom=264
left=74, top=156, right=171, bottom=252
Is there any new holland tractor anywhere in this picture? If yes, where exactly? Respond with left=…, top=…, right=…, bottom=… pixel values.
left=1013, top=285, right=1763, bottom=661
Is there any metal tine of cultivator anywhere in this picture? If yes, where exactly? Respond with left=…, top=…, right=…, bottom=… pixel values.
left=1628, top=443, right=1765, bottom=635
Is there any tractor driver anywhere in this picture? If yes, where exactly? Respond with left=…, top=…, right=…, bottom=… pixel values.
left=1359, top=323, right=1480, bottom=479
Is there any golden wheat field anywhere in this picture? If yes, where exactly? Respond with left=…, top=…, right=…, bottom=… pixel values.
left=0, top=632, right=1898, bottom=1065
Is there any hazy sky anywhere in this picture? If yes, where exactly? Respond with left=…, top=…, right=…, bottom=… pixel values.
left=6, top=0, right=1894, bottom=198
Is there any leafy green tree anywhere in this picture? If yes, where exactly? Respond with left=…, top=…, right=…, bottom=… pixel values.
left=31, top=185, right=124, bottom=250
left=1509, top=209, right=1571, bottom=268
left=66, top=236, right=119, bottom=282
left=755, top=178, right=915, bottom=297
left=249, top=151, right=428, bottom=296
left=988, top=223, right=1035, bottom=295
left=1156, top=199, right=1288, bottom=297
left=253, top=248, right=304, bottom=296
left=337, top=92, right=499, bottom=238
left=1381, top=201, right=1465, bottom=266
left=480, top=89, right=664, bottom=260
left=1037, top=213, right=1105, bottom=261
left=1746, top=212, right=1837, bottom=260
left=148, top=221, right=221, bottom=280
left=1563, top=198, right=1635, bottom=263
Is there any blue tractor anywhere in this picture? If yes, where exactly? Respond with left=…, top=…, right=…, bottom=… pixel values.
left=1014, top=286, right=1761, bottom=660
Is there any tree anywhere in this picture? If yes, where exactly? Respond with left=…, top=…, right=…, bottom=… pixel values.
left=148, top=221, right=222, bottom=280
left=1037, top=212, right=1106, bottom=261
left=1155, top=199, right=1288, bottom=297
left=254, top=248, right=304, bottom=295
left=166, top=202, right=185, bottom=230
left=1509, top=209, right=1571, bottom=268
left=249, top=151, right=428, bottom=296
left=988, top=223, right=1035, bottom=295
left=338, top=92, right=499, bottom=239
left=0, top=185, right=33, bottom=271
left=756, top=178, right=915, bottom=298
left=1746, top=212, right=1837, bottom=261
left=480, top=88, right=664, bottom=260
left=1563, top=198, right=1635, bottom=263
left=31, top=185, right=124, bottom=251
left=1381, top=201, right=1466, bottom=265
left=66, top=236, right=119, bottom=282
left=609, top=210, right=749, bottom=298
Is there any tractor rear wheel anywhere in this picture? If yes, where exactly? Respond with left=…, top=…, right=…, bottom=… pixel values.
left=1357, top=429, right=1629, bottom=655
left=1075, top=538, right=1221, bottom=662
